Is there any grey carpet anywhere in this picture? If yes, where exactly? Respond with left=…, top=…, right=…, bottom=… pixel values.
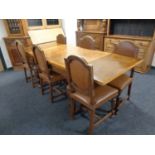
left=0, top=69, right=155, bottom=135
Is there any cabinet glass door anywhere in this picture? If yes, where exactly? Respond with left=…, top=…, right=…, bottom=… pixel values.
left=6, top=19, right=23, bottom=35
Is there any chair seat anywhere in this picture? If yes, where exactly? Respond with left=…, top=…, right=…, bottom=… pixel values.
left=69, top=85, right=118, bottom=109
left=108, top=74, right=132, bottom=91
left=39, top=72, right=64, bottom=83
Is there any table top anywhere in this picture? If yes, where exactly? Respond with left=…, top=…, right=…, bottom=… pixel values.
left=27, top=44, right=142, bottom=86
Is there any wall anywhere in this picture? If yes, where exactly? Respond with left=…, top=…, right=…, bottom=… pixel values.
left=0, top=20, right=12, bottom=68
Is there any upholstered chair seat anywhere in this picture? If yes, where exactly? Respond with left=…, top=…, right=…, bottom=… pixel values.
left=70, top=85, right=118, bottom=109
left=109, top=74, right=132, bottom=91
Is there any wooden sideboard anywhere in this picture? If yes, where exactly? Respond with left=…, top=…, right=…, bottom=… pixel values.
left=76, top=19, right=155, bottom=73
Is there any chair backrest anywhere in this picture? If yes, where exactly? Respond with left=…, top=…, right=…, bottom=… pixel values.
left=33, top=45, right=50, bottom=77
left=15, top=40, right=27, bottom=64
left=78, top=35, right=96, bottom=50
left=113, top=41, right=138, bottom=58
left=56, top=34, right=66, bottom=44
left=65, top=55, right=94, bottom=101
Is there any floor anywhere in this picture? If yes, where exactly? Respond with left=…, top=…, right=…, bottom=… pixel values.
left=0, top=69, right=155, bottom=135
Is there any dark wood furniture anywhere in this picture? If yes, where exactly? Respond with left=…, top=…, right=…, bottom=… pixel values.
left=56, top=34, right=66, bottom=44
left=108, top=41, right=139, bottom=112
left=65, top=55, right=119, bottom=134
left=78, top=35, right=95, bottom=50
left=33, top=45, right=66, bottom=102
left=76, top=19, right=155, bottom=73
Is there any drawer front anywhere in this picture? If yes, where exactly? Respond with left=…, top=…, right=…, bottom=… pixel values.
left=104, top=37, right=150, bottom=73
left=77, top=32, right=104, bottom=50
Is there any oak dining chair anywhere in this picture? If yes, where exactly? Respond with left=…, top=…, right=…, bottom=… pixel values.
left=56, top=34, right=66, bottom=44
left=15, top=40, right=30, bottom=83
left=78, top=35, right=96, bottom=50
left=16, top=40, right=39, bottom=88
left=33, top=45, right=66, bottom=102
left=65, top=55, right=119, bottom=134
left=108, top=41, right=138, bottom=113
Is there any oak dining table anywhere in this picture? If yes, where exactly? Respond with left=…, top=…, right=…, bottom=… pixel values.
left=26, top=43, right=143, bottom=86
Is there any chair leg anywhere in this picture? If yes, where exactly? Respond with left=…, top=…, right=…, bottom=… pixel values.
left=30, top=69, right=35, bottom=88
left=111, top=99, right=116, bottom=116
left=127, top=82, right=133, bottom=101
left=69, top=98, right=76, bottom=119
left=114, top=95, right=120, bottom=115
left=24, top=68, right=28, bottom=83
left=40, top=79, right=44, bottom=95
left=49, top=84, right=53, bottom=103
left=88, top=110, right=95, bottom=135
left=34, top=69, right=40, bottom=88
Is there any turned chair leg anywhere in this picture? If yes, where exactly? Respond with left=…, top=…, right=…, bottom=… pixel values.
left=69, top=99, right=76, bottom=119
left=34, top=70, right=40, bottom=88
left=24, top=68, right=28, bottom=83
left=30, top=69, right=35, bottom=88
left=114, top=95, right=120, bottom=115
left=49, top=84, right=54, bottom=103
left=40, top=79, right=44, bottom=95
left=88, top=110, right=95, bottom=135
left=111, top=99, right=116, bottom=116
left=127, top=82, right=133, bottom=101
left=128, top=68, right=134, bottom=101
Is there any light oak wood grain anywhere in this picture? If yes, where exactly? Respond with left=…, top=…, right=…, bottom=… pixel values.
left=26, top=44, right=142, bottom=86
